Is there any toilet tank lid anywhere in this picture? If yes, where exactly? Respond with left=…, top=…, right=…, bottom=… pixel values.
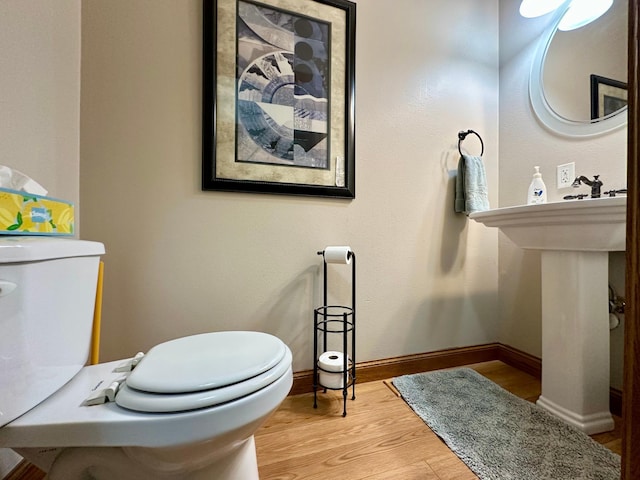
left=0, top=237, right=105, bottom=263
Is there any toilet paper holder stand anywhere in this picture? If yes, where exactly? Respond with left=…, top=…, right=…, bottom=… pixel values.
left=313, top=248, right=356, bottom=417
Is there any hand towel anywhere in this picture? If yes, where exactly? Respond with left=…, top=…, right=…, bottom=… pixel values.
left=454, top=154, right=490, bottom=215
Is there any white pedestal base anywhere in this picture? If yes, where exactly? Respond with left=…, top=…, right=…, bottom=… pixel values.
left=538, top=251, right=614, bottom=435
left=536, top=395, right=614, bottom=435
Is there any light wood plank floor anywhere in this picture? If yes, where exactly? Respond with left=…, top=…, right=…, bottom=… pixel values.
left=7, top=361, right=621, bottom=479
left=254, top=360, right=622, bottom=480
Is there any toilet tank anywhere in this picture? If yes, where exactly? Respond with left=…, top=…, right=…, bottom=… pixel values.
left=0, top=237, right=105, bottom=427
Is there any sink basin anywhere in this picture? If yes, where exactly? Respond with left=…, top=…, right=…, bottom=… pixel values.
left=469, top=196, right=626, bottom=251
left=470, top=196, right=627, bottom=434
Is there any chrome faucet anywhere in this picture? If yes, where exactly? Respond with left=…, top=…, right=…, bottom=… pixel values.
left=572, top=175, right=603, bottom=198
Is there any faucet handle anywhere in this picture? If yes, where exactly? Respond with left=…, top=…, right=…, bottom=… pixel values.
left=603, top=188, right=627, bottom=197
left=563, top=193, right=590, bottom=200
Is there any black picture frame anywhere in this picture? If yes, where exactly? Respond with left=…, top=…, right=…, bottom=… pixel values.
left=590, top=74, right=628, bottom=120
left=202, top=0, right=356, bottom=198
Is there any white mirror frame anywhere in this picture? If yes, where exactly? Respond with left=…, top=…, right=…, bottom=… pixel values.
left=529, top=3, right=628, bottom=137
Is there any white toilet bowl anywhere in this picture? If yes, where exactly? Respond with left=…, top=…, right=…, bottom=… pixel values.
left=1, top=331, right=293, bottom=479
left=0, top=238, right=294, bottom=478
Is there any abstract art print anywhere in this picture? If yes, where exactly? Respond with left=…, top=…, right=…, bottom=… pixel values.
left=203, top=0, right=355, bottom=198
left=236, top=1, right=329, bottom=169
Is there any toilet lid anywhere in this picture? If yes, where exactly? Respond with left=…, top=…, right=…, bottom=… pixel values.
left=115, top=331, right=291, bottom=413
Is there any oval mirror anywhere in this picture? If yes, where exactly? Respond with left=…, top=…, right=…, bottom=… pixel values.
left=529, top=0, right=628, bottom=137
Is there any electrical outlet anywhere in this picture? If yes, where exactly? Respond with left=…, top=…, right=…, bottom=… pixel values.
left=557, top=162, right=575, bottom=189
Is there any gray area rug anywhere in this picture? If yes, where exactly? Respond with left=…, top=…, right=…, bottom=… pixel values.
left=393, top=368, right=620, bottom=480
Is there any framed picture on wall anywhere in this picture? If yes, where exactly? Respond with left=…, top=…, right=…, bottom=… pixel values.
left=590, top=74, right=628, bottom=120
left=202, top=0, right=356, bottom=198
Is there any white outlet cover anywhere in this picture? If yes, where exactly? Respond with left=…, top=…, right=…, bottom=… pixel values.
left=557, top=162, right=575, bottom=188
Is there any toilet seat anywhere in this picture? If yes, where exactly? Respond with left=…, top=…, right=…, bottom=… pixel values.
left=0, top=332, right=293, bottom=450
left=116, top=331, right=289, bottom=413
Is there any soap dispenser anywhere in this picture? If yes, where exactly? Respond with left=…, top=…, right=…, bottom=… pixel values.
left=527, top=166, right=547, bottom=205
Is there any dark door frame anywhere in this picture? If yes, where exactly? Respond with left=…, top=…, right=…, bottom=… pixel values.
left=622, top=1, right=639, bottom=478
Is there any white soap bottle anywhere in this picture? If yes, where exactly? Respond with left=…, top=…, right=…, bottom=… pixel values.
left=527, top=166, right=547, bottom=205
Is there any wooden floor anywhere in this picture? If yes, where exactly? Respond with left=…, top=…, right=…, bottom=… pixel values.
left=7, top=361, right=621, bottom=480
left=253, top=360, right=622, bottom=480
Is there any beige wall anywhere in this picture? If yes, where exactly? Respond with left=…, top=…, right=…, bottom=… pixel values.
left=0, top=1, right=81, bottom=475
left=0, top=0, right=81, bottom=211
left=0, top=0, right=625, bottom=400
left=0, top=1, right=628, bottom=474
left=79, top=0, right=500, bottom=371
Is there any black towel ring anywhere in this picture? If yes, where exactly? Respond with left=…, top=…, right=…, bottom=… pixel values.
left=458, top=129, right=484, bottom=157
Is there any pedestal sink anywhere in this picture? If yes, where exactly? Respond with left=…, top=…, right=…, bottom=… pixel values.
left=470, top=196, right=626, bottom=434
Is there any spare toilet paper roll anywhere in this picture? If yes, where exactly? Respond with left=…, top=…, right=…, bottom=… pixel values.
left=324, top=246, right=352, bottom=264
left=318, top=351, right=349, bottom=389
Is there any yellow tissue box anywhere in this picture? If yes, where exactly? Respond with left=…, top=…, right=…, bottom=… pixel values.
left=0, top=187, right=74, bottom=236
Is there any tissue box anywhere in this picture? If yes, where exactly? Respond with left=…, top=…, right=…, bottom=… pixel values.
left=0, top=188, right=74, bottom=236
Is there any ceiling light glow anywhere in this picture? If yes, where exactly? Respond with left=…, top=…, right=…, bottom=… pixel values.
left=558, top=0, right=614, bottom=31
left=519, top=0, right=567, bottom=18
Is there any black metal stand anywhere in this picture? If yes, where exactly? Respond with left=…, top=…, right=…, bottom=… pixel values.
left=313, top=249, right=356, bottom=417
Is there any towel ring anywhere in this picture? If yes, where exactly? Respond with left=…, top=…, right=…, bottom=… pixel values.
left=458, top=129, right=484, bottom=157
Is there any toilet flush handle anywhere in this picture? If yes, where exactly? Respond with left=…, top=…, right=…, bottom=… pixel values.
left=0, top=280, right=17, bottom=297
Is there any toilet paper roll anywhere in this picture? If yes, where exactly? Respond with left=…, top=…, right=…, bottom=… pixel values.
left=318, top=351, right=349, bottom=389
left=609, top=312, right=620, bottom=330
left=324, top=246, right=352, bottom=264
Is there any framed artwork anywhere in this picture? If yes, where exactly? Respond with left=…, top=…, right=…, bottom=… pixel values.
left=590, top=74, right=628, bottom=120
left=202, top=0, right=356, bottom=198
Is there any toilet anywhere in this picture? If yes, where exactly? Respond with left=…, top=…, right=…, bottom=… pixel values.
left=0, top=237, right=293, bottom=479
